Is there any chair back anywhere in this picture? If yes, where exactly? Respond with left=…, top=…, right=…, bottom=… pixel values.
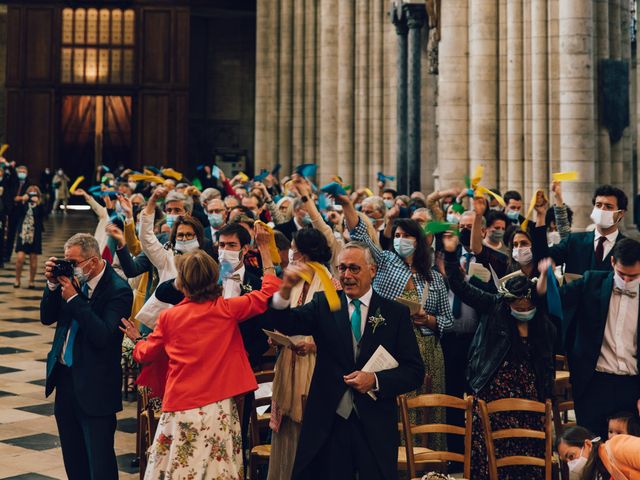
left=399, top=393, right=474, bottom=479
left=249, top=369, right=275, bottom=447
left=478, top=398, right=553, bottom=480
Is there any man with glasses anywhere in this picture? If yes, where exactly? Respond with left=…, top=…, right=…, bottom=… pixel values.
left=41, top=233, right=133, bottom=479
left=270, top=241, right=424, bottom=480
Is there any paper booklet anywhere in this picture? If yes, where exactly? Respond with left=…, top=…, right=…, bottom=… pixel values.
left=564, top=273, right=583, bottom=284
left=396, top=297, right=422, bottom=315
left=362, top=345, right=399, bottom=400
left=261, top=329, right=307, bottom=348
left=468, top=262, right=491, bottom=283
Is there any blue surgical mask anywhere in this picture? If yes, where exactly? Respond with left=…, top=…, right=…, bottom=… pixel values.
left=446, top=214, right=460, bottom=225
left=17, top=172, right=27, bottom=180
left=74, top=266, right=89, bottom=285
left=208, top=212, right=224, bottom=228
left=165, top=214, right=178, bottom=229
left=383, top=199, right=394, bottom=209
left=510, top=307, right=537, bottom=322
left=174, top=238, right=199, bottom=253
left=506, top=209, right=520, bottom=221
left=394, top=237, right=416, bottom=258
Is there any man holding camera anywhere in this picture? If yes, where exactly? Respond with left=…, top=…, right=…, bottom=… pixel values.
left=41, top=233, right=132, bottom=480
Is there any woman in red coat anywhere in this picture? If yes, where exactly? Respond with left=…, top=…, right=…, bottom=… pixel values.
left=121, top=225, right=280, bottom=479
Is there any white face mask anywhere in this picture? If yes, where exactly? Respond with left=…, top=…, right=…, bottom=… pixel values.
left=218, top=249, right=242, bottom=270
left=590, top=207, right=620, bottom=229
left=174, top=238, right=199, bottom=253
left=547, top=231, right=562, bottom=245
left=288, top=248, right=296, bottom=264
left=614, top=271, right=640, bottom=291
left=567, top=453, right=587, bottom=480
left=512, top=246, right=533, bottom=265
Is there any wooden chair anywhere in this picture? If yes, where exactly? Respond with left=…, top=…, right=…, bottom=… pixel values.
left=554, top=355, right=568, bottom=371
left=138, top=387, right=160, bottom=479
left=478, top=398, right=553, bottom=480
left=552, top=372, right=575, bottom=480
left=399, top=394, right=473, bottom=479
left=249, top=370, right=275, bottom=479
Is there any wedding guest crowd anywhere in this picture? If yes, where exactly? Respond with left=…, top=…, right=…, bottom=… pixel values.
left=27, top=158, right=639, bottom=480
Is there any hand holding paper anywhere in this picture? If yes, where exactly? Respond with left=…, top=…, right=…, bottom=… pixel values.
left=361, top=345, right=399, bottom=400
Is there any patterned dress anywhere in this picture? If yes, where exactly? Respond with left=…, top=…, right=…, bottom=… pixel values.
left=471, top=338, right=545, bottom=480
left=145, top=398, right=243, bottom=480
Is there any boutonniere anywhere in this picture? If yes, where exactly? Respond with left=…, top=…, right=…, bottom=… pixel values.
left=240, top=283, right=253, bottom=294
left=368, top=308, right=386, bottom=334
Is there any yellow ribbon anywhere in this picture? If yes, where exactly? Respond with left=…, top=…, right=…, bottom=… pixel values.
left=0, top=144, right=9, bottom=157
left=306, top=261, right=341, bottom=312
left=161, top=168, right=183, bottom=181
left=468, top=165, right=506, bottom=207
left=363, top=188, right=374, bottom=198
left=552, top=171, right=579, bottom=182
left=254, top=220, right=281, bottom=265
left=68, top=176, right=85, bottom=194
left=128, top=174, right=166, bottom=184
left=476, top=185, right=506, bottom=207
left=238, top=172, right=250, bottom=183
left=520, top=189, right=547, bottom=232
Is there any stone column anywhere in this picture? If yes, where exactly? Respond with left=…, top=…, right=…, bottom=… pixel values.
left=355, top=0, right=370, bottom=186
left=319, top=0, right=339, bottom=184
left=437, top=0, right=468, bottom=190
left=391, top=4, right=408, bottom=193
left=384, top=5, right=398, bottom=184
left=621, top=1, right=634, bottom=226
left=522, top=0, right=532, bottom=200
left=337, top=0, right=355, bottom=183
left=303, top=0, right=317, bottom=164
left=254, top=0, right=279, bottom=172
left=369, top=0, right=384, bottom=186
left=559, top=0, right=595, bottom=226
left=595, top=0, right=611, bottom=184
left=506, top=0, right=524, bottom=193
left=291, top=0, right=305, bottom=163
left=531, top=0, right=548, bottom=190
left=609, top=0, right=623, bottom=189
left=405, top=3, right=426, bottom=194
left=277, top=0, right=294, bottom=172
left=498, top=0, right=509, bottom=189
left=468, top=0, right=498, bottom=188
left=547, top=0, right=561, bottom=174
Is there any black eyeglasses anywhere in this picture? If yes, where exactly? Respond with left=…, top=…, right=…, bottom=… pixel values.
left=336, top=264, right=361, bottom=274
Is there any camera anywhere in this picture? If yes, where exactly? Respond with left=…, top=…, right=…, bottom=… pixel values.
left=51, top=259, right=74, bottom=278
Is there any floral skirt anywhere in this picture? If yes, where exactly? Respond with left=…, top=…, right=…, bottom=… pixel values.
left=145, top=398, right=243, bottom=480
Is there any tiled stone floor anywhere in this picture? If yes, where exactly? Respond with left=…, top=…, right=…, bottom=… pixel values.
left=0, top=212, right=138, bottom=479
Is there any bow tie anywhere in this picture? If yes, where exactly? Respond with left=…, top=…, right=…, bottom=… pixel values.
left=225, top=273, right=242, bottom=282
left=613, top=287, right=637, bottom=298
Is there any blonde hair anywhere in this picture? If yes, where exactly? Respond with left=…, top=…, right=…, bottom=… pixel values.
left=175, top=251, right=222, bottom=302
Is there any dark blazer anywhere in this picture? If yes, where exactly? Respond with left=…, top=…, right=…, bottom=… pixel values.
left=532, top=226, right=624, bottom=275
left=272, top=290, right=424, bottom=480
left=274, top=218, right=298, bottom=241
left=40, top=263, right=133, bottom=416
left=559, top=270, right=640, bottom=399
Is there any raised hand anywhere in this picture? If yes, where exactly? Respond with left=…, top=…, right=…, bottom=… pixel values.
left=117, top=194, right=133, bottom=219
left=119, top=318, right=141, bottom=342
left=105, top=223, right=125, bottom=248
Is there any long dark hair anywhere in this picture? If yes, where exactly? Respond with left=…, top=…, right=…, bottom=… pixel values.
left=293, top=227, right=332, bottom=264
left=392, top=218, right=432, bottom=281
left=558, top=426, right=607, bottom=480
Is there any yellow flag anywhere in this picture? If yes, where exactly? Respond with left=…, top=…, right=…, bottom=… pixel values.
left=552, top=171, right=579, bottom=182
left=471, top=165, right=484, bottom=187
left=0, top=144, right=9, bottom=157
left=128, top=174, right=166, bottom=184
left=161, top=168, right=183, bottom=181
left=68, top=176, right=85, bottom=194
left=238, top=172, right=250, bottom=183
left=476, top=185, right=506, bottom=207
left=521, top=189, right=547, bottom=232
left=254, top=220, right=281, bottom=265
left=307, top=262, right=341, bottom=312
left=363, top=188, right=374, bottom=198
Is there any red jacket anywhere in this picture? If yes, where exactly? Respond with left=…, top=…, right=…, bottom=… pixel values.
left=134, top=274, right=281, bottom=412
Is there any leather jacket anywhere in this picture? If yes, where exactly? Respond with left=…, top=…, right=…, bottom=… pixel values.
left=444, top=252, right=556, bottom=399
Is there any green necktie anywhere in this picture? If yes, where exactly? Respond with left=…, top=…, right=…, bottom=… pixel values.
left=351, top=298, right=362, bottom=342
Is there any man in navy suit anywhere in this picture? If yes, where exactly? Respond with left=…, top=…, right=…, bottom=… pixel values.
left=538, top=238, right=640, bottom=439
left=270, top=241, right=424, bottom=480
left=41, top=233, right=132, bottom=480
left=532, top=185, right=628, bottom=275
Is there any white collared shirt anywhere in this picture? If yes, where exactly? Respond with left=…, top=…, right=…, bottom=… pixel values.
left=594, top=229, right=619, bottom=260
left=222, top=265, right=246, bottom=299
left=596, top=281, right=639, bottom=375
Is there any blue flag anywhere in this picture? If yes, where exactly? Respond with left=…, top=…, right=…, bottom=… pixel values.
left=546, top=264, right=563, bottom=321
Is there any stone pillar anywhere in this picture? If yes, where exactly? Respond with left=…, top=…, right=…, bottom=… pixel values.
left=522, top=0, right=532, bottom=200
left=337, top=0, right=355, bottom=183
left=506, top=0, right=524, bottom=193
left=530, top=0, right=548, bottom=190
left=559, top=0, right=595, bottom=227
left=355, top=0, right=370, bottom=186
left=498, top=0, right=509, bottom=190
left=437, top=0, right=468, bottom=190
left=291, top=0, right=305, bottom=163
left=254, top=0, right=279, bottom=172
left=548, top=0, right=561, bottom=174
left=406, top=3, right=426, bottom=194
left=277, top=0, right=294, bottom=172
left=369, top=0, right=384, bottom=186
left=468, top=0, right=498, bottom=188
left=621, top=1, right=634, bottom=226
left=303, top=0, right=317, bottom=164
left=609, top=0, right=623, bottom=189
left=319, top=0, right=339, bottom=184
left=391, top=5, right=408, bottom=193
left=595, top=0, right=611, bottom=184
left=384, top=4, right=398, bottom=186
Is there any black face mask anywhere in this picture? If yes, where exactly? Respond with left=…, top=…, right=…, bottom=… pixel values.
left=459, top=228, right=472, bottom=249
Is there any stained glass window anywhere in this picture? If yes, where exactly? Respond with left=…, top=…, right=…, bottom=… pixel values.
left=61, top=8, right=135, bottom=84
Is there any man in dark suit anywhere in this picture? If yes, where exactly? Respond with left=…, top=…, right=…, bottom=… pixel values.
left=270, top=241, right=424, bottom=480
left=532, top=185, right=628, bottom=275
left=41, top=233, right=133, bottom=479
left=275, top=197, right=311, bottom=241
left=5, top=164, right=31, bottom=261
left=538, top=238, right=640, bottom=439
